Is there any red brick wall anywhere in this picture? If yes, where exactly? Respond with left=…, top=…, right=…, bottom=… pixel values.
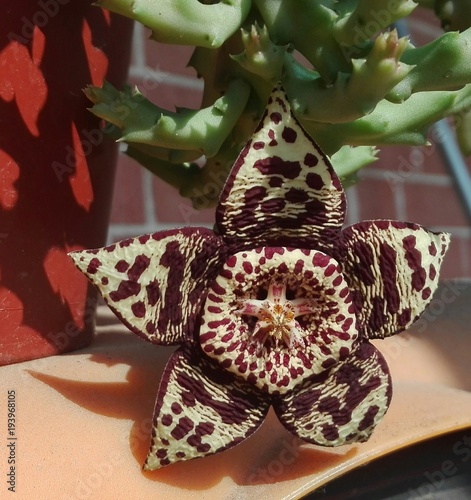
left=108, top=10, right=471, bottom=279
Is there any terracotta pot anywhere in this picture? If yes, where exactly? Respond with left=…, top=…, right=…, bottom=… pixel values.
left=0, top=2, right=133, bottom=365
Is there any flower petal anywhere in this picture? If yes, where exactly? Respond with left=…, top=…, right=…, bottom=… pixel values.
left=339, top=220, right=450, bottom=338
left=273, top=342, right=392, bottom=446
left=216, top=85, right=346, bottom=253
left=144, top=346, right=270, bottom=470
left=200, top=247, right=359, bottom=395
left=69, top=227, right=227, bottom=345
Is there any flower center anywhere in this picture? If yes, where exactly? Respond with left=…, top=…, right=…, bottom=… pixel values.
left=237, top=281, right=314, bottom=349
left=199, top=247, right=359, bottom=395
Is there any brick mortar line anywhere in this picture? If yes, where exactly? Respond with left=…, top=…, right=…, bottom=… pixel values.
left=360, top=169, right=451, bottom=186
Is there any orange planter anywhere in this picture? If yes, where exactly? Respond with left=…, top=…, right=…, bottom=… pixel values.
left=0, top=2, right=133, bottom=365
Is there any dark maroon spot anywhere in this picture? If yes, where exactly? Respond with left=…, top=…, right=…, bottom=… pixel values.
left=243, top=261, right=253, bottom=274
left=282, top=126, right=297, bottom=143
left=397, top=308, right=411, bottom=326
left=324, top=264, right=337, bottom=277
left=156, top=448, right=167, bottom=458
left=269, top=176, right=284, bottom=187
left=422, top=287, right=432, bottom=300
left=375, top=220, right=390, bottom=230
left=128, top=254, right=151, bottom=281
left=161, top=414, right=173, bottom=426
left=253, top=141, right=265, bottom=150
left=109, top=280, right=141, bottom=301
left=115, top=259, right=129, bottom=273
left=195, top=422, right=215, bottom=436
left=86, top=258, right=101, bottom=274
left=313, top=253, right=330, bottom=267
left=367, top=296, right=388, bottom=332
left=429, top=242, right=437, bottom=256
left=285, top=187, right=309, bottom=203
left=268, top=129, right=278, bottom=146
left=196, top=443, right=211, bottom=453
left=305, top=172, right=324, bottom=190
left=101, top=277, right=108, bottom=285
left=403, top=235, right=426, bottom=291
left=270, top=112, right=282, bottom=124
left=146, top=322, right=156, bottom=334
left=105, top=244, right=116, bottom=252
left=253, top=156, right=302, bottom=179
left=131, top=301, right=146, bottom=318
left=321, top=423, right=339, bottom=441
left=305, top=198, right=326, bottom=214
left=358, top=405, right=379, bottom=431
left=429, top=264, right=437, bottom=280
left=390, top=221, right=408, bottom=230
left=275, top=96, right=287, bottom=111
left=208, top=318, right=230, bottom=329
left=260, top=197, right=286, bottom=213
left=264, top=247, right=285, bottom=258
left=139, top=234, right=150, bottom=244
left=200, top=331, right=216, bottom=343
left=175, top=451, right=186, bottom=458
left=171, top=416, right=194, bottom=440
left=350, top=239, right=376, bottom=286
left=207, top=306, right=222, bottom=314
left=119, top=239, right=132, bottom=248
left=322, top=357, right=336, bottom=369
left=226, top=255, right=237, bottom=268
left=378, top=242, right=400, bottom=314
left=332, top=275, right=343, bottom=287
left=244, top=185, right=268, bottom=204
left=146, top=280, right=160, bottom=306
left=339, top=346, right=350, bottom=360
left=220, top=358, right=232, bottom=368
left=304, top=152, right=319, bottom=167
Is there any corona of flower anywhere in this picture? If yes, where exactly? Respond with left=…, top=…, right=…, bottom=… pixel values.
left=70, top=85, right=449, bottom=470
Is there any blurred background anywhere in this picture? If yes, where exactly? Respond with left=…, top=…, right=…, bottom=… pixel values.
left=107, top=7, right=471, bottom=280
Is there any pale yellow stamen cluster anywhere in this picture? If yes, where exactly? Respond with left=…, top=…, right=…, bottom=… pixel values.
left=237, top=281, right=313, bottom=348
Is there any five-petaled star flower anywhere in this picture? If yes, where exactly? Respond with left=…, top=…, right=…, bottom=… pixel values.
left=69, top=85, right=449, bottom=470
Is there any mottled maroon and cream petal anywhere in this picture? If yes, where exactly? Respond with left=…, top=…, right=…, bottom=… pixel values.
left=200, top=247, right=359, bottom=395
left=69, top=228, right=227, bottom=345
left=273, top=342, right=392, bottom=446
left=216, top=85, right=346, bottom=253
left=339, top=220, right=450, bottom=339
left=144, top=346, right=270, bottom=470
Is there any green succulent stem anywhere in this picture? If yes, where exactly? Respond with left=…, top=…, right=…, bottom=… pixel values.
left=388, top=28, right=471, bottom=101
left=333, top=0, right=418, bottom=47
left=86, top=79, right=251, bottom=158
left=95, top=0, right=252, bottom=48
left=87, top=0, right=471, bottom=207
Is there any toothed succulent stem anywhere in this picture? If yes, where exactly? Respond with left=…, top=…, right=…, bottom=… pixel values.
left=87, top=0, right=471, bottom=206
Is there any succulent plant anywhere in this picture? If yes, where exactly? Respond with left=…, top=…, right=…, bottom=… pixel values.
left=88, top=0, right=471, bottom=208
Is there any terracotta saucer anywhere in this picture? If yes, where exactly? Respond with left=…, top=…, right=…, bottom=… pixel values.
left=1, top=281, right=470, bottom=499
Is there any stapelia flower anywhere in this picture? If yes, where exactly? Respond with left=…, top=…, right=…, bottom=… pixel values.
left=69, top=85, right=450, bottom=470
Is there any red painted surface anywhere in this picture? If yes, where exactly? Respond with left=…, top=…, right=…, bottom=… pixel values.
left=0, top=2, right=133, bottom=365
